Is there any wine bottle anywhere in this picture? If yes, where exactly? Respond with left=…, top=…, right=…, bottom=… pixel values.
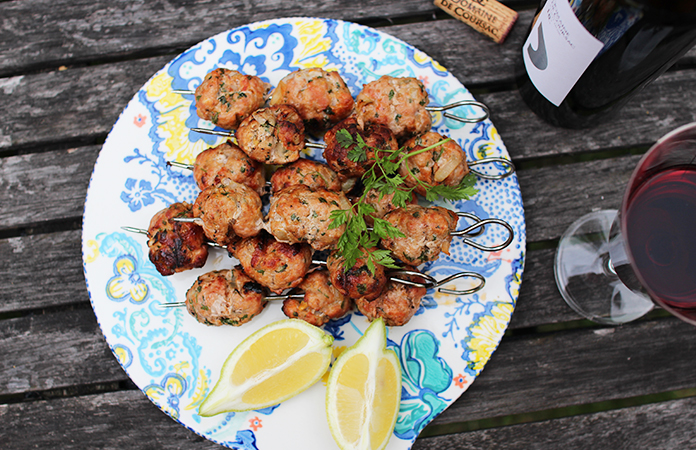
left=516, top=0, right=696, bottom=128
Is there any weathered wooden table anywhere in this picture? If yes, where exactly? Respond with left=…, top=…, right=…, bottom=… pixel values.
left=2, top=1, right=696, bottom=448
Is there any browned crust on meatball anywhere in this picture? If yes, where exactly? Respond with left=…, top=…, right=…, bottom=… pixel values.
left=399, top=132, right=469, bottom=196
left=147, top=202, right=208, bottom=276
left=193, top=68, right=269, bottom=130
left=355, top=75, right=431, bottom=142
left=236, top=104, right=305, bottom=164
left=281, top=270, right=352, bottom=326
left=326, top=247, right=387, bottom=301
left=354, top=274, right=426, bottom=326
left=266, top=185, right=351, bottom=251
left=185, top=266, right=268, bottom=326
left=322, top=117, right=398, bottom=181
left=192, top=178, right=264, bottom=247
left=380, top=205, right=459, bottom=266
left=269, top=68, right=354, bottom=132
left=270, top=158, right=341, bottom=194
left=192, top=140, right=265, bottom=194
left=231, top=231, right=313, bottom=294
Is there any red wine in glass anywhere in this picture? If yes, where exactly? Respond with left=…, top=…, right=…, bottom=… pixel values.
left=555, top=123, right=696, bottom=325
left=621, top=166, right=696, bottom=321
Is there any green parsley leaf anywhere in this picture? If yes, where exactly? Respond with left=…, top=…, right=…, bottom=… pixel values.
left=336, top=128, right=354, bottom=148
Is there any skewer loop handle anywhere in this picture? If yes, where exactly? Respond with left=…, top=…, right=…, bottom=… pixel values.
left=453, top=212, right=514, bottom=252
left=388, top=269, right=485, bottom=295
left=426, top=100, right=490, bottom=124
left=468, top=157, right=516, bottom=180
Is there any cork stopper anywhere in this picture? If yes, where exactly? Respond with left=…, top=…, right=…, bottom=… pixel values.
left=434, top=0, right=519, bottom=44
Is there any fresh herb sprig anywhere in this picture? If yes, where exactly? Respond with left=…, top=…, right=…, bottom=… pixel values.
left=329, top=128, right=479, bottom=271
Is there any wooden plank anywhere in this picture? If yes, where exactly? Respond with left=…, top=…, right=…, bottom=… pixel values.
left=414, top=397, right=696, bottom=449
left=520, top=154, right=642, bottom=243
left=0, top=152, right=646, bottom=327
left=482, top=69, right=696, bottom=160
left=2, top=304, right=696, bottom=428
left=0, top=226, right=580, bottom=328
left=2, top=15, right=696, bottom=153
left=0, top=0, right=458, bottom=77
left=3, top=390, right=695, bottom=449
left=0, top=390, right=221, bottom=449
left=0, top=146, right=99, bottom=229
left=431, top=316, right=696, bottom=426
left=0, top=153, right=637, bottom=327
left=0, top=143, right=640, bottom=240
left=0, top=308, right=125, bottom=396
left=2, top=1, right=694, bottom=79
left=0, top=58, right=168, bottom=150
left=0, top=230, right=88, bottom=314
left=510, top=247, right=580, bottom=328
left=0, top=232, right=578, bottom=329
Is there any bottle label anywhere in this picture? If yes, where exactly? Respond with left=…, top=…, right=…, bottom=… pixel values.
left=523, top=0, right=604, bottom=106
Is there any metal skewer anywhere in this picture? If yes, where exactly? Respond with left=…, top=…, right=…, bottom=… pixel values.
left=187, top=126, right=324, bottom=150
left=121, top=226, right=225, bottom=248
left=173, top=89, right=489, bottom=125
left=123, top=225, right=488, bottom=301
left=171, top=214, right=514, bottom=252
left=157, top=267, right=485, bottom=310
left=388, top=270, right=485, bottom=295
left=172, top=128, right=514, bottom=180
left=159, top=292, right=306, bottom=309
left=468, top=157, right=516, bottom=180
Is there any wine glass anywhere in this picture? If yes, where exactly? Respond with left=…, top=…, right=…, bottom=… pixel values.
left=554, top=122, right=696, bottom=325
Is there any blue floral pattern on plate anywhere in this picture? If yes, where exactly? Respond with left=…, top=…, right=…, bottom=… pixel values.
left=82, top=17, right=526, bottom=450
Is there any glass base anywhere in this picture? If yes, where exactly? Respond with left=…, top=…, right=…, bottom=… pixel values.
left=554, top=210, right=654, bottom=325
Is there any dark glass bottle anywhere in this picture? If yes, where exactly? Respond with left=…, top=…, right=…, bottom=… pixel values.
left=516, top=0, right=696, bottom=128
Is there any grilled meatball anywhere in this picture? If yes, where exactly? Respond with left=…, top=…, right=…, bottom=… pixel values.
left=354, top=272, right=427, bottom=326
left=236, top=104, right=305, bottom=164
left=362, top=187, right=417, bottom=226
left=326, top=247, right=387, bottom=301
left=147, top=202, right=208, bottom=276
left=269, top=158, right=341, bottom=194
left=193, top=178, right=264, bottom=247
left=399, top=132, right=469, bottom=196
left=269, top=68, right=354, bottom=132
left=192, top=140, right=265, bottom=194
left=231, top=231, right=313, bottom=294
left=185, top=266, right=268, bottom=326
left=193, top=68, right=269, bottom=130
left=281, top=270, right=352, bottom=327
left=266, top=185, right=351, bottom=251
left=380, top=205, right=459, bottom=266
left=322, top=117, right=398, bottom=181
left=355, top=75, right=431, bottom=142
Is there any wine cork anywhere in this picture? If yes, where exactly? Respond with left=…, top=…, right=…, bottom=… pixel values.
left=434, top=0, right=518, bottom=44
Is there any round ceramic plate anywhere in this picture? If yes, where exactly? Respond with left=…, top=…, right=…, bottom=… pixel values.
left=82, top=17, right=526, bottom=449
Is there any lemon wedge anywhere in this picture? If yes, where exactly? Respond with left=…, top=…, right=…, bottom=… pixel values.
left=199, top=319, right=334, bottom=416
left=325, top=318, right=402, bottom=450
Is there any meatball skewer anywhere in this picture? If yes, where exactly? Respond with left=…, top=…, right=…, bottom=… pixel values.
left=160, top=267, right=485, bottom=327
left=354, top=75, right=489, bottom=142
left=379, top=206, right=515, bottom=266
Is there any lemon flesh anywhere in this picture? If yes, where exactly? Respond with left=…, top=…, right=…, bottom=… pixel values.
left=199, top=319, right=334, bottom=416
left=326, top=318, right=402, bottom=450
